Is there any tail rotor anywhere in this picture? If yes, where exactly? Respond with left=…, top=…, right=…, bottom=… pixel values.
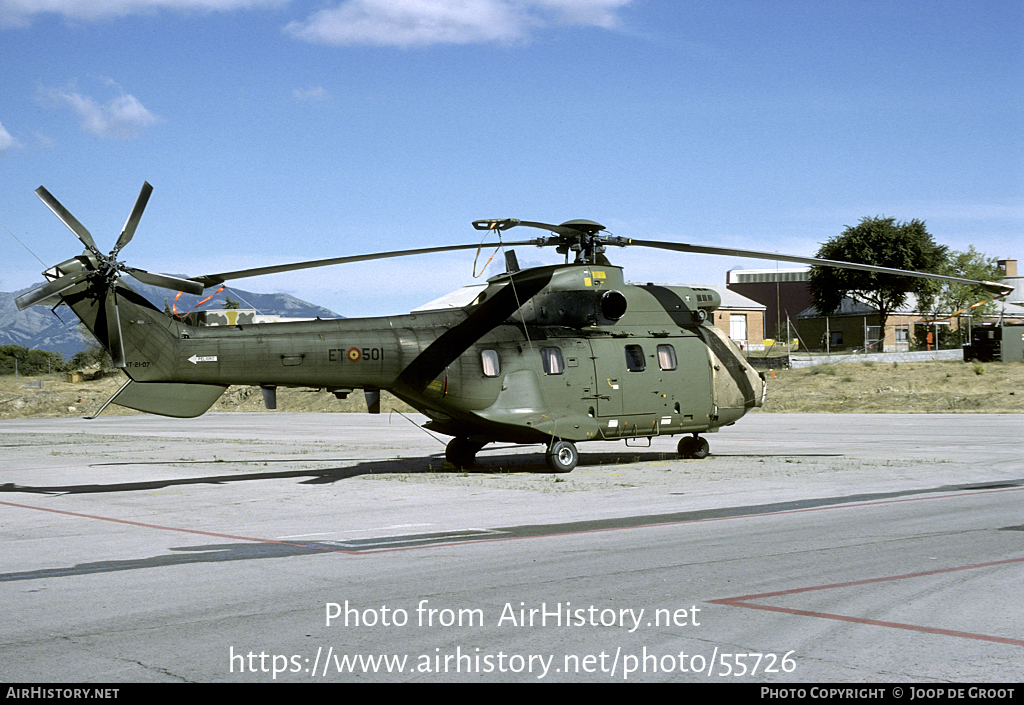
left=16, top=182, right=205, bottom=367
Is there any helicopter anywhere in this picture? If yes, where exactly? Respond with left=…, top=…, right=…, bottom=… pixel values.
left=16, top=183, right=1014, bottom=472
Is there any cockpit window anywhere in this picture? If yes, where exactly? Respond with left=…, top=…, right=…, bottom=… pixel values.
left=625, top=344, right=646, bottom=372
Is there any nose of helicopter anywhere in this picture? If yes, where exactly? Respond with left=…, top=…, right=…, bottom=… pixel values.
left=713, top=364, right=766, bottom=425
left=700, top=325, right=767, bottom=426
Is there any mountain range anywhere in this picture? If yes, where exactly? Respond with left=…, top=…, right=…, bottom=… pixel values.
left=0, top=278, right=341, bottom=358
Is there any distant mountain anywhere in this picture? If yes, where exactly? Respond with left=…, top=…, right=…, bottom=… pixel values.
left=0, top=277, right=342, bottom=357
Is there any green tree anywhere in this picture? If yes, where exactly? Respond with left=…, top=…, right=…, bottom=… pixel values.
left=808, top=216, right=948, bottom=351
left=222, top=295, right=241, bottom=310
left=0, top=345, right=67, bottom=376
left=924, top=246, right=1004, bottom=346
left=69, top=342, right=113, bottom=372
left=938, top=246, right=1003, bottom=314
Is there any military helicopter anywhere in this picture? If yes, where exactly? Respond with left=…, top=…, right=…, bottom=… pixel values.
left=16, top=183, right=1014, bottom=472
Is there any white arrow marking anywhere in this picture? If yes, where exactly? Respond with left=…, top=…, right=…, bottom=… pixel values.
left=188, top=355, right=218, bottom=364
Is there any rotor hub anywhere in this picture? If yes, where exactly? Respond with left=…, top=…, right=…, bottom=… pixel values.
left=472, top=217, right=626, bottom=264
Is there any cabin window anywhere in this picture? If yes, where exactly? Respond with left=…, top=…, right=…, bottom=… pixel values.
left=624, top=344, right=646, bottom=372
left=541, top=347, right=564, bottom=375
left=657, top=344, right=677, bottom=371
left=481, top=349, right=500, bottom=377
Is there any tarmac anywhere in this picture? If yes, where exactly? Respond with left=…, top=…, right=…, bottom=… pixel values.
left=2, top=411, right=1022, bottom=682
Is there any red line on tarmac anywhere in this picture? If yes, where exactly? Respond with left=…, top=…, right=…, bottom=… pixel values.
left=3, top=486, right=1022, bottom=557
left=0, top=499, right=360, bottom=555
left=709, top=557, right=1024, bottom=646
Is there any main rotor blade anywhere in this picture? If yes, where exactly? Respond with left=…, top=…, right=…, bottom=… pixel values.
left=190, top=241, right=537, bottom=288
left=628, top=239, right=1014, bottom=297
left=113, top=181, right=153, bottom=254
left=126, top=267, right=205, bottom=295
left=35, top=186, right=99, bottom=254
left=14, top=272, right=88, bottom=310
left=473, top=219, right=590, bottom=237
left=105, top=288, right=126, bottom=368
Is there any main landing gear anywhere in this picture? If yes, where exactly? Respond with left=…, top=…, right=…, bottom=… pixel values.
left=545, top=439, right=579, bottom=473
left=444, top=437, right=580, bottom=473
left=677, top=434, right=709, bottom=460
left=447, top=435, right=704, bottom=472
left=445, top=438, right=485, bottom=470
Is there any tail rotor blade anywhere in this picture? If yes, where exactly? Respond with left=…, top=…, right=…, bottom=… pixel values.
left=35, top=186, right=100, bottom=255
left=15, top=273, right=88, bottom=310
left=114, top=181, right=153, bottom=254
left=105, top=288, right=126, bottom=368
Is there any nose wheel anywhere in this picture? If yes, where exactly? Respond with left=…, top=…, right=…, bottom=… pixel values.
left=678, top=435, right=709, bottom=460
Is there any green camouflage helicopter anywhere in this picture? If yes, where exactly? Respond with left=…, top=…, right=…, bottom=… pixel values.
left=16, top=183, right=1013, bottom=472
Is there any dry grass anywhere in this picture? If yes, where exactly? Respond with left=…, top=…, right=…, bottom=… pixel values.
left=759, top=360, right=1024, bottom=413
left=2, top=360, right=1021, bottom=419
left=0, top=373, right=416, bottom=419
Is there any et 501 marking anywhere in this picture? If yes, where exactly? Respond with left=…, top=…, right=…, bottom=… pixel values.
left=329, top=348, right=384, bottom=363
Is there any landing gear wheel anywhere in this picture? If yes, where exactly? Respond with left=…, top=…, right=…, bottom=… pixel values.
left=678, top=435, right=709, bottom=460
left=445, top=438, right=484, bottom=469
left=546, top=439, right=579, bottom=473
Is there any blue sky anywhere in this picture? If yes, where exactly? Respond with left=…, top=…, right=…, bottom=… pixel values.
left=2, top=0, right=1021, bottom=317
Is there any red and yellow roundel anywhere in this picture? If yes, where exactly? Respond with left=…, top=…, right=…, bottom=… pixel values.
left=347, top=347, right=362, bottom=362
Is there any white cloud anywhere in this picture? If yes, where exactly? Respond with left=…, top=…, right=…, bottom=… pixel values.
left=531, top=0, right=630, bottom=28
left=34, top=132, right=56, bottom=148
left=0, top=0, right=287, bottom=26
left=0, top=121, right=19, bottom=151
left=285, top=0, right=524, bottom=47
left=284, top=0, right=632, bottom=47
left=0, top=0, right=631, bottom=44
left=293, top=85, right=331, bottom=102
left=41, top=83, right=161, bottom=139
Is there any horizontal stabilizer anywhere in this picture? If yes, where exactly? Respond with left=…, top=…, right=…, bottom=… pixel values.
left=99, top=380, right=229, bottom=418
